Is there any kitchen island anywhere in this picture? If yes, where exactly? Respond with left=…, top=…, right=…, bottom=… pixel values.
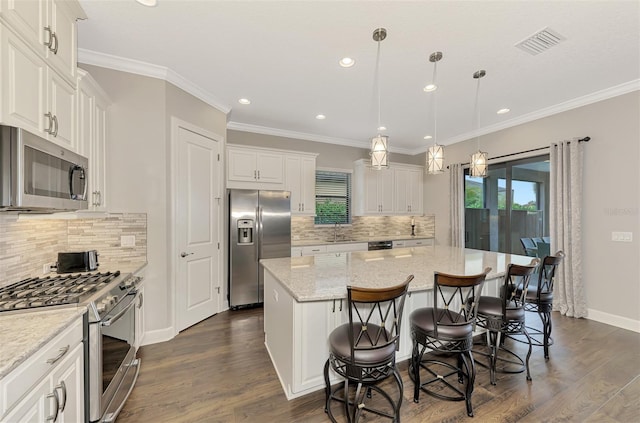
left=260, top=245, right=533, bottom=400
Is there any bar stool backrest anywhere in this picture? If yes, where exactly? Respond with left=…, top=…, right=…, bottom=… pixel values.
left=536, top=251, right=564, bottom=300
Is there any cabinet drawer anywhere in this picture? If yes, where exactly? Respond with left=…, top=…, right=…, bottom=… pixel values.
left=325, top=243, right=368, bottom=253
left=0, top=316, right=82, bottom=415
left=301, top=245, right=326, bottom=256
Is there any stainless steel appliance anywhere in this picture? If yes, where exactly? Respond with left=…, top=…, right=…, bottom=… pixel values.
left=368, top=240, right=393, bottom=250
left=57, top=250, right=100, bottom=273
left=228, top=189, right=291, bottom=308
left=0, top=270, right=143, bottom=423
left=0, top=125, right=88, bottom=212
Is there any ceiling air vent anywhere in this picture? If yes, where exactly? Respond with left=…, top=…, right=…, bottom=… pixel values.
left=515, top=27, right=566, bottom=55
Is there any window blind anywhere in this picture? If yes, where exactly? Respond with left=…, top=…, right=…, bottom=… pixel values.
left=314, top=171, right=351, bottom=225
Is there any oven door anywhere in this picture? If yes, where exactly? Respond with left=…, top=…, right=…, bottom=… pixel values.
left=89, top=292, right=140, bottom=422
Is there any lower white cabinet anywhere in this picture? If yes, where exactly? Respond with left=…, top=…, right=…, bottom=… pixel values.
left=1, top=316, right=84, bottom=422
left=392, top=238, right=433, bottom=248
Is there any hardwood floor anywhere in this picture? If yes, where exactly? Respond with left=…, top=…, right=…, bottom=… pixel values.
left=117, top=308, right=640, bottom=422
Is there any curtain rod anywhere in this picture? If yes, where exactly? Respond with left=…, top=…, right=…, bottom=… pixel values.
left=447, top=136, right=590, bottom=168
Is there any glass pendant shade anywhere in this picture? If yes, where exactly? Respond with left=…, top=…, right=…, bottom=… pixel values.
left=371, top=135, right=389, bottom=169
left=426, top=144, right=444, bottom=174
left=470, top=150, right=488, bottom=178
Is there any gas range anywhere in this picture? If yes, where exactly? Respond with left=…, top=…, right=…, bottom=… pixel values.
left=0, top=271, right=139, bottom=318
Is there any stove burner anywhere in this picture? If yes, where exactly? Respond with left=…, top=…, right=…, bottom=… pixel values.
left=0, top=271, right=121, bottom=312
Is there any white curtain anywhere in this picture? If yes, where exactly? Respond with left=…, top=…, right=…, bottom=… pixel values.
left=550, top=140, right=587, bottom=318
left=449, top=163, right=465, bottom=248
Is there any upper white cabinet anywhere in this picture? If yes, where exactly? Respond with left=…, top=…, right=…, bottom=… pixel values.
left=0, top=0, right=85, bottom=151
left=353, top=159, right=424, bottom=216
left=353, top=159, right=394, bottom=215
left=285, top=153, right=317, bottom=215
left=0, top=0, right=85, bottom=84
left=394, top=166, right=423, bottom=215
left=227, top=145, right=285, bottom=189
left=77, top=69, right=110, bottom=210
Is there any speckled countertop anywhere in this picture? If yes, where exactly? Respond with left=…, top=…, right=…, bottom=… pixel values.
left=0, top=307, right=86, bottom=379
left=292, top=235, right=434, bottom=247
left=0, top=261, right=147, bottom=380
left=260, top=246, right=534, bottom=302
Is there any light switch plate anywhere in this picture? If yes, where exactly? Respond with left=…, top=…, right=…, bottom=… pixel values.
left=611, top=232, right=633, bottom=242
left=121, top=235, right=136, bottom=247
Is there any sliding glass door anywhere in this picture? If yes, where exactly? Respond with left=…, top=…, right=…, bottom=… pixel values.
left=464, top=155, right=550, bottom=255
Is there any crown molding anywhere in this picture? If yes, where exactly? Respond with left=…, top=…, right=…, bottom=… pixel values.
left=227, top=122, right=417, bottom=155
left=78, top=49, right=231, bottom=114
left=414, top=79, right=640, bottom=154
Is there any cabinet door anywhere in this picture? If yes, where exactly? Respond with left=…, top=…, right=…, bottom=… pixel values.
left=379, top=170, right=394, bottom=214
left=48, top=69, right=75, bottom=149
left=92, top=96, right=108, bottom=209
left=256, top=151, right=284, bottom=184
left=363, top=166, right=380, bottom=214
left=51, top=343, right=84, bottom=423
left=228, top=148, right=258, bottom=182
left=0, top=0, right=47, bottom=56
left=47, top=0, right=77, bottom=83
left=394, top=168, right=410, bottom=214
left=0, top=28, right=46, bottom=135
left=408, top=168, right=423, bottom=215
left=2, top=377, right=51, bottom=423
left=300, top=157, right=316, bottom=215
left=285, top=156, right=302, bottom=212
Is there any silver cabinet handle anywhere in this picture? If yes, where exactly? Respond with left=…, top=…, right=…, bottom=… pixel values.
left=52, top=115, right=58, bottom=137
left=44, top=112, right=54, bottom=134
left=55, top=381, right=67, bottom=412
left=257, top=170, right=261, bottom=180
left=137, top=292, right=144, bottom=308
left=51, top=31, right=59, bottom=54
left=332, top=299, right=335, bottom=313
left=254, top=170, right=257, bottom=179
left=180, top=252, right=193, bottom=258
left=46, top=345, right=69, bottom=365
left=46, top=389, right=60, bottom=422
left=43, top=26, right=54, bottom=49
left=339, top=299, right=343, bottom=312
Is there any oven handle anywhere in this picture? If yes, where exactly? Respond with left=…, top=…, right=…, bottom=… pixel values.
left=101, top=294, right=137, bottom=327
left=102, top=358, right=141, bottom=423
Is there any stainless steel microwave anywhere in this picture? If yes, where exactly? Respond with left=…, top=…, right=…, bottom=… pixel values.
left=0, top=125, right=88, bottom=212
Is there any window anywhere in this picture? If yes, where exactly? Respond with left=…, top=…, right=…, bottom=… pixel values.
left=314, top=170, right=351, bottom=225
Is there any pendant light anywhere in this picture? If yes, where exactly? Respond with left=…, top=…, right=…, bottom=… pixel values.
left=470, top=70, right=488, bottom=178
left=370, top=28, right=389, bottom=169
left=426, top=51, right=444, bottom=174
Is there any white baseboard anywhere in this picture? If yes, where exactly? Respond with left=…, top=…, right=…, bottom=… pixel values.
left=587, top=309, right=640, bottom=333
left=141, top=327, right=175, bottom=346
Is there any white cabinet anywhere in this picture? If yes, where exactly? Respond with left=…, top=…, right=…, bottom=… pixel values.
left=353, top=160, right=424, bottom=216
left=325, top=243, right=368, bottom=253
left=291, top=247, right=302, bottom=257
left=0, top=316, right=84, bottom=422
left=285, top=154, right=317, bottom=215
left=0, top=0, right=84, bottom=84
left=77, top=69, right=110, bottom=210
left=392, top=238, right=433, bottom=248
left=301, top=245, right=326, bottom=256
left=0, top=24, right=76, bottom=150
left=394, top=167, right=423, bottom=215
left=353, top=160, right=394, bottom=215
left=227, top=145, right=284, bottom=188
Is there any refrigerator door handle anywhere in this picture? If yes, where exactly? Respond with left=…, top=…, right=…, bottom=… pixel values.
left=257, top=206, right=263, bottom=257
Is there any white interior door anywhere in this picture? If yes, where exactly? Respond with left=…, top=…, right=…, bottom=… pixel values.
left=175, top=123, right=221, bottom=332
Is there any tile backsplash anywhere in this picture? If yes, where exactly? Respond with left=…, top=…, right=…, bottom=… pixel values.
left=292, top=215, right=435, bottom=241
left=0, top=213, right=147, bottom=287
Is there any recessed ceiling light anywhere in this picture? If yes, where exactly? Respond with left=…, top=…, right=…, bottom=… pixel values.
left=423, top=84, right=437, bottom=92
left=315, top=114, right=326, bottom=120
left=136, top=0, right=157, bottom=6
left=339, top=57, right=355, bottom=68
left=497, top=108, right=510, bottom=114
left=238, top=98, right=251, bottom=105
left=377, top=126, right=387, bottom=131
left=423, top=135, right=432, bottom=140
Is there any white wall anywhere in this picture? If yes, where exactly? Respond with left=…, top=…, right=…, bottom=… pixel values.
left=425, top=91, right=640, bottom=329
left=80, top=65, right=227, bottom=341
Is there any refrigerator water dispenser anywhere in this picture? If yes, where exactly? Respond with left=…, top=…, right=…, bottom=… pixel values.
left=237, top=219, right=254, bottom=244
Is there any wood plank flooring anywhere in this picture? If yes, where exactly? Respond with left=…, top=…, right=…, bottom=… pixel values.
left=116, top=308, right=640, bottom=422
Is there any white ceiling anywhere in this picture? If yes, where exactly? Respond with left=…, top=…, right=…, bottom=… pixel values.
left=77, top=0, right=640, bottom=155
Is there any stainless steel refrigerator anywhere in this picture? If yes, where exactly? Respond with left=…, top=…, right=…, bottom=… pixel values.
left=228, top=189, right=291, bottom=308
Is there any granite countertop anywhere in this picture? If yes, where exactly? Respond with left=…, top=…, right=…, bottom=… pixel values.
left=0, top=261, right=147, bottom=380
left=260, top=246, right=534, bottom=302
left=0, top=307, right=86, bottom=379
left=292, top=235, right=434, bottom=247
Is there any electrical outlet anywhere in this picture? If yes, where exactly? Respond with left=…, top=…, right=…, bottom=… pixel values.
left=293, top=235, right=300, bottom=240
left=612, top=231, right=633, bottom=242
left=121, top=235, right=136, bottom=247
left=42, top=262, right=55, bottom=274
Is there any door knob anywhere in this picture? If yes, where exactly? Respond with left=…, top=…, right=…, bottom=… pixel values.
left=180, top=252, right=193, bottom=258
